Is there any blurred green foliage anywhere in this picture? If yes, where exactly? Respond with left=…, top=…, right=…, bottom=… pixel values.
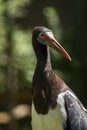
left=0, top=0, right=36, bottom=92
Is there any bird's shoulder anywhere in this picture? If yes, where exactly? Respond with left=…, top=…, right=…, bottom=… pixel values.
left=56, top=88, right=87, bottom=130
left=61, top=89, right=87, bottom=130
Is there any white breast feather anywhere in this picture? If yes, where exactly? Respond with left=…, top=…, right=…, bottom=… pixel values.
left=32, top=91, right=68, bottom=130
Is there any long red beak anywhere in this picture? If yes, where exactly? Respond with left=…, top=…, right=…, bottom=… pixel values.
left=45, top=32, right=72, bottom=61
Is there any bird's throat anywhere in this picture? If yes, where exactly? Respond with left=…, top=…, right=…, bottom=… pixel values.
left=37, top=47, right=52, bottom=73
left=32, top=32, right=52, bottom=70
left=32, top=47, right=53, bottom=114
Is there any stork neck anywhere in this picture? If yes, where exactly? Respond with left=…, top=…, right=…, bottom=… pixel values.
left=33, top=46, right=52, bottom=89
left=37, top=47, right=52, bottom=72
left=32, top=46, right=57, bottom=114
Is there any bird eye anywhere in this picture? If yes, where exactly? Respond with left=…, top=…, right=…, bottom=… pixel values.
left=39, top=33, right=46, bottom=39
left=40, top=33, right=44, bottom=37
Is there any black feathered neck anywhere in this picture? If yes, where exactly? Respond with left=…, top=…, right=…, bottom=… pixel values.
left=32, top=26, right=51, bottom=70
left=32, top=27, right=53, bottom=114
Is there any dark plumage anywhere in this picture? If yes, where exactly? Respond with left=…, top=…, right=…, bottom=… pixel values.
left=31, top=26, right=87, bottom=130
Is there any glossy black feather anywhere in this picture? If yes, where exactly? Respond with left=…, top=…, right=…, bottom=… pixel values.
left=64, top=90, right=87, bottom=130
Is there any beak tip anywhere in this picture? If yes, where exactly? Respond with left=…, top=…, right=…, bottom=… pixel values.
left=67, top=56, right=72, bottom=61
left=69, top=58, right=72, bottom=61
left=64, top=53, right=72, bottom=61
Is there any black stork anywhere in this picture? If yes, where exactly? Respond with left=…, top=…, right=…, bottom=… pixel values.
left=31, top=26, right=87, bottom=130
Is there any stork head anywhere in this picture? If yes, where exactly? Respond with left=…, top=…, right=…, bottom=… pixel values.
left=32, top=26, right=71, bottom=61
